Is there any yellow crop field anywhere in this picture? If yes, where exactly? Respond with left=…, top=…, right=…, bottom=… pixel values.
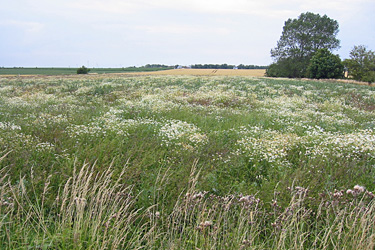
left=125, top=68, right=266, bottom=77
left=0, top=69, right=266, bottom=79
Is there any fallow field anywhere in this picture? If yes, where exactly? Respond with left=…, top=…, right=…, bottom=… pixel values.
left=1, top=74, right=375, bottom=249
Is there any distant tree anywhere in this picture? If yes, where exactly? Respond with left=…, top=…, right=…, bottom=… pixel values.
left=267, top=12, right=340, bottom=78
left=77, top=66, right=90, bottom=74
left=344, top=45, right=375, bottom=83
left=144, top=64, right=170, bottom=68
left=307, top=48, right=344, bottom=79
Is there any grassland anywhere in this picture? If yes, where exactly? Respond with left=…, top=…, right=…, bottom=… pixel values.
left=0, top=74, right=375, bottom=249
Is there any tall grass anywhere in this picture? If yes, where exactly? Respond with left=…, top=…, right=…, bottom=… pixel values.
left=1, top=157, right=374, bottom=249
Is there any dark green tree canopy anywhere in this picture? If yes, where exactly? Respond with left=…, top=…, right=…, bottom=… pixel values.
left=344, top=45, right=375, bottom=83
left=307, top=49, right=344, bottom=79
left=267, top=12, right=340, bottom=78
left=77, top=65, right=90, bottom=74
left=271, top=12, right=340, bottom=61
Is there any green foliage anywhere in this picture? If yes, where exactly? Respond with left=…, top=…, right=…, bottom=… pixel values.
left=266, top=57, right=307, bottom=78
left=344, top=45, right=375, bottom=83
left=191, top=64, right=267, bottom=69
left=76, top=65, right=90, bottom=74
left=269, top=12, right=340, bottom=78
left=307, top=48, right=344, bottom=79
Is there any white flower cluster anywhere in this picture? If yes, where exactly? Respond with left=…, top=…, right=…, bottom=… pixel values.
left=235, top=126, right=301, bottom=163
left=158, top=120, right=208, bottom=151
left=234, top=125, right=375, bottom=166
left=304, top=129, right=375, bottom=159
left=0, top=121, right=21, bottom=131
left=35, top=142, right=55, bottom=152
left=31, top=114, right=69, bottom=128
left=67, top=108, right=160, bottom=141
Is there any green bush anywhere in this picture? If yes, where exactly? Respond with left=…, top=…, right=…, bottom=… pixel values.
left=266, top=58, right=307, bottom=78
left=77, top=65, right=90, bottom=74
left=307, top=48, right=344, bottom=79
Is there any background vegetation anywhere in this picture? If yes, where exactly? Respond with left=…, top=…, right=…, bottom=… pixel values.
left=190, top=64, right=268, bottom=69
left=344, top=45, right=375, bottom=83
left=267, top=12, right=340, bottom=78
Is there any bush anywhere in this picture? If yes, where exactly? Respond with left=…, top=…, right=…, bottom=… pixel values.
left=307, top=48, right=344, bottom=79
left=266, top=58, right=307, bottom=78
left=77, top=65, right=90, bottom=74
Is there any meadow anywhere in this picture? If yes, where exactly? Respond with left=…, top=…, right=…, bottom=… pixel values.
left=0, top=74, right=375, bottom=249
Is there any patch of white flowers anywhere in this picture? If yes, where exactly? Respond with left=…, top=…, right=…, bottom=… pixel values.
left=235, top=126, right=301, bottom=163
left=235, top=125, right=375, bottom=166
left=159, top=120, right=208, bottom=151
left=304, top=129, right=375, bottom=159
left=0, top=121, right=21, bottom=131
left=67, top=108, right=161, bottom=141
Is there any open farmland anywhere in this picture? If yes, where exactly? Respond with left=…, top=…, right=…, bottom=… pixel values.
left=1, top=75, right=375, bottom=249
left=126, top=68, right=267, bottom=76
left=0, top=68, right=266, bottom=77
left=0, top=67, right=173, bottom=76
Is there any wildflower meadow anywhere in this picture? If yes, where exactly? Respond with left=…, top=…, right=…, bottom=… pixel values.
left=1, top=75, right=375, bottom=249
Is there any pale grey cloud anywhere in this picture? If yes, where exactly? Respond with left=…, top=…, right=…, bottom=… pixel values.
left=0, top=20, right=45, bottom=36
left=0, top=0, right=374, bottom=67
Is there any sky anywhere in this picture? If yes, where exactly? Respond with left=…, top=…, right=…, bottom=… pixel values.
left=1, top=0, right=374, bottom=67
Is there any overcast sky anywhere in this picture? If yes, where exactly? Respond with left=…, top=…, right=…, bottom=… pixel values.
left=1, top=0, right=374, bottom=67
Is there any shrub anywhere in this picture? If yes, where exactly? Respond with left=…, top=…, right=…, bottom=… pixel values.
left=307, top=48, right=344, bottom=79
left=77, top=65, right=90, bottom=74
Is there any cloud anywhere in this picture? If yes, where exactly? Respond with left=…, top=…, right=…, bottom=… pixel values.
left=69, top=0, right=141, bottom=15
left=0, top=20, right=44, bottom=33
left=1, top=0, right=374, bottom=66
left=135, top=24, right=231, bottom=36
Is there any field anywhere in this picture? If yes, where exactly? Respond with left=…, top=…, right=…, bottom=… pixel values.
left=1, top=74, right=375, bottom=249
left=128, top=68, right=267, bottom=77
left=0, top=67, right=173, bottom=75
left=0, top=68, right=266, bottom=78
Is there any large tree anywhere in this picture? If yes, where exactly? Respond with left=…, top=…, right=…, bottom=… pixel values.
left=267, top=12, right=340, bottom=78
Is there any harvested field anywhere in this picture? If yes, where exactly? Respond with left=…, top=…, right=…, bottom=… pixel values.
left=0, top=69, right=266, bottom=78
left=125, top=68, right=266, bottom=77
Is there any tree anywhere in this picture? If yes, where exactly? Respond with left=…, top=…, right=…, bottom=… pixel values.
left=77, top=65, right=90, bottom=74
left=267, top=12, right=340, bottom=78
left=307, top=48, right=344, bottom=79
left=344, top=45, right=375, bottom=83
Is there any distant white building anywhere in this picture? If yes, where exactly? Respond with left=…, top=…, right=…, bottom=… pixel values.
left=175, top=65, right=192, bottom=69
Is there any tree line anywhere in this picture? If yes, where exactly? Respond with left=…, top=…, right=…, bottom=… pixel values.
left=191, top=64, right=267, bottom=69
left=266, top=12, right=375, bottom=83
